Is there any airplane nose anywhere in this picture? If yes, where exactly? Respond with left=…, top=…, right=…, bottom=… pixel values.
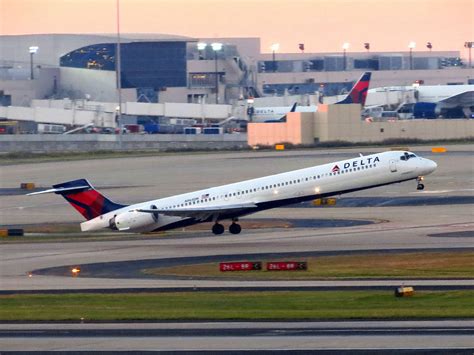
left=425, top=159, right=437, bottom=174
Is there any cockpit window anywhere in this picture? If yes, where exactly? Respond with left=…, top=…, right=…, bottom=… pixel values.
left=400, top=152, right=417, bottom=161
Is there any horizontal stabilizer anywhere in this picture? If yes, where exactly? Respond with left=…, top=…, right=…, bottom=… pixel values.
left=27, top=185, right=90, bottom=196
left=28, top=178, right=126, bottom=220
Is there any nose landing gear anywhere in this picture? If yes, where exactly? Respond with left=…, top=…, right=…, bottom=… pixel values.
left=416, top=176, right=425, bottom=190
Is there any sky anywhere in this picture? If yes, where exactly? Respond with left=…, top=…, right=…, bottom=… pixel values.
left=1, top=0, right=473, bottom=54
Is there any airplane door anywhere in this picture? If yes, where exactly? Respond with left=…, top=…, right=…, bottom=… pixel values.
left=389, top=159, right=397, bottom=172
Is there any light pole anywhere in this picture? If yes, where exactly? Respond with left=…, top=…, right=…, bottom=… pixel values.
left=116, top=0, right=123, bottom=146
left=197, top=42, right=207, bottom=60
left=270, top=43, right=279, bottom=72
left=211, top=42, right=223, bottom=104
left=426, top=42, right=432, bottom=52
left=408, top=41, right=416, bottom=70
left=364, top=42, right=370, bottom=53
left=342, top=42, right=350, bottom=71
left=29, top=46, right=38, bottom=80
left=465, top=42, right=473, bottom=68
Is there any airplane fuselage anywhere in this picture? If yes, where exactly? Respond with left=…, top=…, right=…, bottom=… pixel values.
left=251, top=105, right=317, bottom=122
left=368, top=85, right=473, bottom=109
left=80, top=151, right=437, bottom=234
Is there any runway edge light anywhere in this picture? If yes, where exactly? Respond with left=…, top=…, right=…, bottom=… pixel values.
left=71, top=267, right=81, bottom=277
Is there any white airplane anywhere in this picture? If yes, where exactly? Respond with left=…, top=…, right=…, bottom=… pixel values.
left=29, top=150, right=437, bottom=235
left=250, top=72, right=372, bottom=122
left=250, top=103, right=318, bottom=122
left=367, top=84, right=474, bottom=118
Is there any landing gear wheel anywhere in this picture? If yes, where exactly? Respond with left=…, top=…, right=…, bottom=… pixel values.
left=417, top=183, right=425, bottom=190
left=212, top=223, right=225, bottom=235
left=229, top=223, right=242, bottom=235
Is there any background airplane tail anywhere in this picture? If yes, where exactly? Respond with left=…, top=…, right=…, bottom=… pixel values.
left=52, top=179, right=126, bottom=220
left=336, top=72, right=371, bottom=105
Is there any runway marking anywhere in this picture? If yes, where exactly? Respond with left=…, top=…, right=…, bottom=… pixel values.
left=0, top=202, right=65, bottom=210
left=411, top=189, right=474, bottom=194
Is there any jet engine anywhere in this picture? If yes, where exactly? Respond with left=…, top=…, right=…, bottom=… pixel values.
left=109, top=205, right=159, bottom=232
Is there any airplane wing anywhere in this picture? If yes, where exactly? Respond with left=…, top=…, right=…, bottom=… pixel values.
left=135, top=203, right=258, bottom=221
left=439, top=91, right=474, bottom=106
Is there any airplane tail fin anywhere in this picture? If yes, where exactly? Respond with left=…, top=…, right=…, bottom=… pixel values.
left=336, top=72, right=371, bottom=105
left=289, top=102, right=298, bottom=112
left=28, top=179, right=126, bottom=220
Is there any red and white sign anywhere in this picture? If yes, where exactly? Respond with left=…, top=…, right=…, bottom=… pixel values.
left=219, top=262, right=262, bottom=272
left=266, top=261, right=307, bottom=271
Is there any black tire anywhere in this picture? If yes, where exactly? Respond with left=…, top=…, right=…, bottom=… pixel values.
left=212, top=223, right=225, bottom=235
left=417, top=183, right=425, bottom=190
left=229, top=223, right=242, bottom=234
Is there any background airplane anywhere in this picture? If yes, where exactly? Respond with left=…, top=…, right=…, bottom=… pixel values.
left=367, top=84, right=474, bottom=118
left=29, top=150, right=436, bottom=235
left=250, top=71, right=372, bottom=122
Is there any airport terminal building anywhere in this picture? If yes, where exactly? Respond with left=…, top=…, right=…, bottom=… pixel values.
left=1, top=34, right=473, bottom=107
left=0, top=33, right=473, bottom=146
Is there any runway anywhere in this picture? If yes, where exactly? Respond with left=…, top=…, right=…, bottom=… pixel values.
left=1, top=321, right=474, bottom=352
left=1, top=145, right=473, bottom=351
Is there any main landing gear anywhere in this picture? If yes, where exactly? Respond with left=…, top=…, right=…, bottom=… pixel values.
left=212, top=223, right=225, bottom=235
left=229, top=222, right=242, bottom=235
left=211, top=220, right=242, bottom=235
left=416, top=176, right=425, bottom=190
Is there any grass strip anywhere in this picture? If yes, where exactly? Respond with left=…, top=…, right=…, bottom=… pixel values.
left=0, top=291, right=473, bottom=321
left=142, top=251, right=474, bottom=280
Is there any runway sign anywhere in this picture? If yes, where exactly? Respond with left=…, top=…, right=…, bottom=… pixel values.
left=395, top=286, right=415, bottom=297
left=219, top=262, right=262, bottom=272
left=20, top=183, right=36, bottom=190
left=312, top=198, right=336, bottom=206
left=0, top=229, right=24, bottom=237
left=267, top=261, right=307, bottom=271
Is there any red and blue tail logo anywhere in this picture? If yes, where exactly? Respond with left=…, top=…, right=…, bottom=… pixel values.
left=336, top=72, right=371, bottom=106
left=52, top=179, right=126, bottom=220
